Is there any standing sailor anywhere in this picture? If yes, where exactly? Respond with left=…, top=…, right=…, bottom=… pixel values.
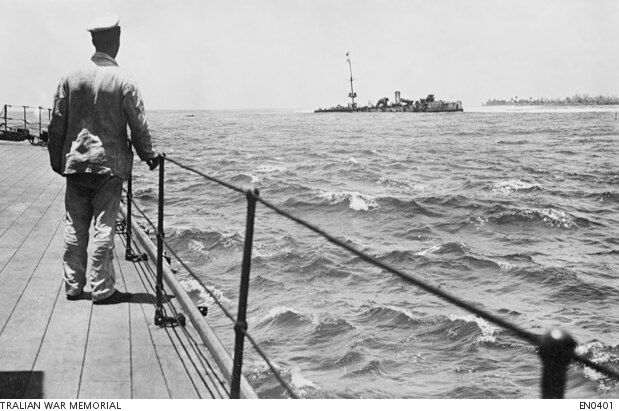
left=47, top=14, right=160, bottom=304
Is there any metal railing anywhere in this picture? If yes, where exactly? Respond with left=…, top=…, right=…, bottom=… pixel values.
left=1, top=104, right=51, bottom=145
left=124, top=153, right=619, bottom=399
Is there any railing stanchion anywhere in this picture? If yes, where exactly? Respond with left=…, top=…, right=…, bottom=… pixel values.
left=155, top=154, right=166, bottom=323
left=538, top=329, right=576, bottom=399
left=231, top=188, right=259, bottom=399
left=125, top=175, right=133, bottom=260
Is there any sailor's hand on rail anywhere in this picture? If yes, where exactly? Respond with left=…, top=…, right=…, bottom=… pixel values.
left=146, top=156, right=160, bottom=171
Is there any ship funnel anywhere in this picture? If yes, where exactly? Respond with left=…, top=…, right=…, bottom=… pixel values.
left=395, top=91, right=401, bottom=105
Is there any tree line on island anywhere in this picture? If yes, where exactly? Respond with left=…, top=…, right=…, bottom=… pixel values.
left=483, top=94, right=619, bottom=106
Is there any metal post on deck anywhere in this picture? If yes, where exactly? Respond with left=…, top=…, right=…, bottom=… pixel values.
left=125, top=176, right=134, bottom=260
left=538, top=329, right=577, bottom=398
left=151, top=154, right=184, bottom=328
left=23, top=106, right=27, bottom=131
left=231, top=188, right=259, bottom=399
left=155, top=155, right=166, bottom=323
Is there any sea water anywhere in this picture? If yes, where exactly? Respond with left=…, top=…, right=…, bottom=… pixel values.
left=130, top=106, right=619, bottom=398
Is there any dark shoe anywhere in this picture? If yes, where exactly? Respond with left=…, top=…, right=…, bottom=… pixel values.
left=93, top=290, right=133, bottom=305
left=66, top=292, right=84, bottom=301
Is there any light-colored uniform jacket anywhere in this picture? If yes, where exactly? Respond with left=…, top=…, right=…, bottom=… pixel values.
left=48, top=52, right=155, bottom=180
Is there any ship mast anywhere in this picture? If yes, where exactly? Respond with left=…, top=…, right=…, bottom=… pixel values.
left=346, top=52, right=357, bottom=109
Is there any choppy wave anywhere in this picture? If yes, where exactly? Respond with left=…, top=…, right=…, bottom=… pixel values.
left=230, top=173, right=260, bottom=185
left=576, top=341, right=619, bottom=393
left=447, top=314, right=501, bottom=343
left=245, top=361, right=319, bottom=398
left=344, top=360, right=386, bottom=377
left=256, top=164, right=288, bottom=174
left=376, top=176, right=430, bottom=192
left=314, top=190, right=379, bottom=211
left=178, top=276, right=233, bottom=307
left=417, top=242, right=467, bottom=257
left=586, top=191, right=619, bottom=203
left=169, top=227, right=244, bottom=252
left=492, top=179, right=542, bottom=195
left=358, top=305, right=424, bottom=327
left=252, top=306, right=319, bottom=327
left=475, top=207, right=582, bottom=229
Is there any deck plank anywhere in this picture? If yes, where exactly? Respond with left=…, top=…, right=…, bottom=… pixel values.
left=0, top=182, right=65, bottom=332
left=0, top=222, right=65, bottom=399
left=0, top=143, right=40, bottom=193
left=0, top=167, right=54, bottom=218
left=0, top=224, right=64, bottom=367
left=0, top=176, right=64, bottom=273
left=79, top=254, right=132, bottom=399
left=0, top=144, right=49, bottom=204
left=115, top=235, right=228, bottom=399
left=116, top=249, right=171, bottom=399
left=26, top=287, right=92, bottom=398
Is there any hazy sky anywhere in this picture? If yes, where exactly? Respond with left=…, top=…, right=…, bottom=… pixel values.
left=1, top=0, right=618, bottom=110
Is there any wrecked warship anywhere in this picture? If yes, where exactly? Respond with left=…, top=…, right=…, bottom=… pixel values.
left=315, top=54, right=463, bottom=113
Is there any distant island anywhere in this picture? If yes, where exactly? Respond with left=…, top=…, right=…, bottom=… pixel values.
left=483, top=94, right=619, bottom=106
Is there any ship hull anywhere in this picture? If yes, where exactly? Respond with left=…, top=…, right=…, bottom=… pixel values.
left=315, top=100, right=463, bottom=113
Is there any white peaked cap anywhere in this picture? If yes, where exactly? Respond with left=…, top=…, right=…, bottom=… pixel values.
left=86, top=14, right=120, bottom=32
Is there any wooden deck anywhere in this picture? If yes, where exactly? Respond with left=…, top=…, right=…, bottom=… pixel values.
left=0, top=141, right=233, bottom=399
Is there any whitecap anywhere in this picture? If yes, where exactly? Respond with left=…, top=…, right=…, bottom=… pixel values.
left=448, top=314, right=500, bottom=343
left=256, top=165, right=287, bottom=174
left=188, top=239, right=209, bottom=257
left=385, top=305, right=417, bottom=321
left=492, top=179, right=542, bottom=195
left=244, top=361, right=318, bottom=398
left=535, top=208, right=575, bottom=229
left=418, top=244, right=442, bottom=256
left=251, top=306, right=320, bottom=326
left=497, top=261, right=517, bottom=271
left=376, top=176, right=427, bottom=192
left=575, top=341, right=615, bottom=382
left=252, top=242, right=293, bottom=259
left=289, top=367, right=318, bottom=396
left=315, top=190, right=379, bottom=212
left=179, top=277, right=232, bottom=307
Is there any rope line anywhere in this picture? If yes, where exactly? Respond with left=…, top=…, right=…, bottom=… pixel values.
left=131, top=252, right=214, bottom=398
left=118, top=227, right=228, bottom=397
left=571, top=350, right=619, bottom=381
left=135, top=246, right=228, bottom=396
left=167, top=156, right=246, bottom=195
left=159, top=235, right=299, bottom=397
left=121, top=205, right=237, bottom=394
left=115, top=235, right=173, bottom=397
left=159, top=235, right=237, bottom=325
left=122, top=187, right=158, bottom=233
left=129, top=234, right=224, bottom=391
left=122, top=186, right=238, bottom=326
